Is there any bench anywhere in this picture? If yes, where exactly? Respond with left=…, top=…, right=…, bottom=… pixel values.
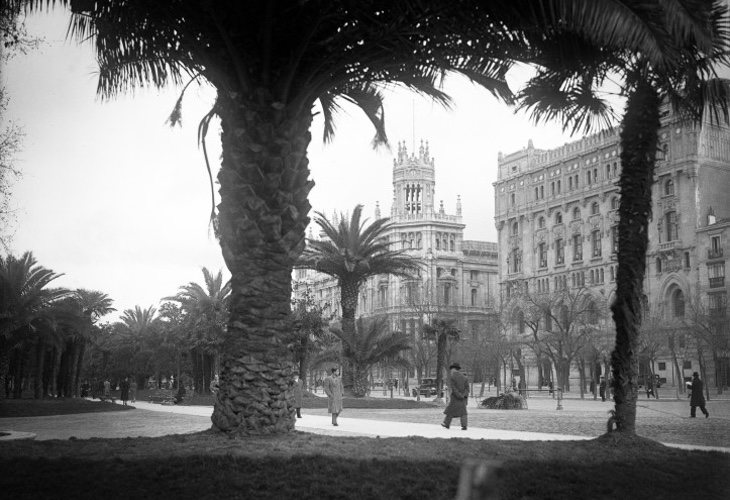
left=148, top=390, right=177, bottom=405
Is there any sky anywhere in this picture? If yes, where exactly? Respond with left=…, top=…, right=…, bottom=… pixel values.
left=2, top=8, right=584, bottom=320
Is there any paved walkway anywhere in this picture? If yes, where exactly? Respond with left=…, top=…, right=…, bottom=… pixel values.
left=2, top=397, right=728, bottom=453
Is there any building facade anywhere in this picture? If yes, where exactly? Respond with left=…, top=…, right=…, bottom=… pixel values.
left=295, top=140, right=500, bottom=381
left=494, top=111, right=730, bottom=392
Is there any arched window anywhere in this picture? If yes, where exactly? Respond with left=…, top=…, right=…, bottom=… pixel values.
left=555, top=212, right=563, bottom=224
left=672, top=289, right=685, bottom=318
left=611, top=196, right=619, bottom=210
left=573, top=207, right=581, bottom=220
left=665, top=211, right=678, bottom=241
left=665, top=179, right=675, bottom=196
left=538, top=216, right=545, bottom=229
left=471, top=288, right=477, bottom=306
left=656, top=258, right=662, bottom=273
left=591, top=202, right=600, bottom=215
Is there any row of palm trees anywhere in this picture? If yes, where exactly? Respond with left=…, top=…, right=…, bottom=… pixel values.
left=0, top=252, right=114, bottom=399
left=0, top=250, right=234, bottom=399
left=11, top=0, right=730, bottom=436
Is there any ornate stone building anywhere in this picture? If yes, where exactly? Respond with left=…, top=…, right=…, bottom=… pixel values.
left=494, top=110, right=730, bottom=392
left=295, top=140, right=500, bottom=381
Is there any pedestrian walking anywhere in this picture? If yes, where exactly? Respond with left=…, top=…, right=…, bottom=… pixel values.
left=518, top=378, right=526, bottom=397
left=323, top=367, right=344, bottom=426
left=120, top=377, right=130, bottom=406
left=103, top=379, right=111, bottom=400
left=599, top=377, right=606, bottom=402
left=441, top=363, right=469, bottom=430
left=129, top=377, right=137, bottom=403
left=689, top=372, right=709, bottom=418
left=292, top=373, right=304, bottom=418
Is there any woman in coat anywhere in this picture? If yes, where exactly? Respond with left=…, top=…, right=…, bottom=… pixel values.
left=690, top=372, right=709, bottom=418
left=323, top=368, right=344, bottom=426
left=292, top=373, right=304, bottom=418
left=442, top=363, right=469, bottom=430
left=120, top=377, right=130, bottom=406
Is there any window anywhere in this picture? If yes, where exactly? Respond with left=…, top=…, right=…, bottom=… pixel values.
left=450, top=238, right=455, bottom=252
left=666, top=211, right=678, bottom=241
left=538, top=242, right=547, bottom=268
left=511, top=248, right=521, bottom=273
left=611, top=196, right=619, bottom=210
left=557, top=180, right=561, bottom=193
left=591, top=230, right=601, bottom=257
left=573, top=207, right=581, bottom=220
left=708, top=292, right=727, bottom=316
left=672, top=289, right=685, bottom=318
left=470, top=270, right=479, bottom=281
left=684, top=252, right=690, bottom=268
left=551, top=182, right=555, bottom=196
left=575, top=174, right=579, bottom=188
left=544, top=310, right=552, bottom=331
left=535, top=187, right=539, bottom=200
left=587, top=170, right=592, bottom=184
left=658, top=362, right=666, bottom=371
left=510, top=193, right=515, bottom=206
left=538, top=216, right=545, bottom=229
left=436, top=267, right=443, bottom=278
left=656, top=258, right=662, bottom=274
left=709, top=262, right=725, bottom=288
left=471, top=288, right=478, bottom=306
left=378, top=286, right=388, bottom=307
left=593, top=168, right=598, bottom=182
left=443, top=283, right=451, bottom=305
left=451, top=268, right=457, bottom=276
left=512, top=222, right=519, bottom=235
left=613, top=163, right=618, bottom=176
left=540, top=185, right=544, bottom=199
left=591, top=202, right=600, bottom=215
left=556, top=238, right=564, bottom=265
left=569, top=176, right=573, bottom=190
left=606, top=165, right=611, bottom=178
left=573, top=234, right=583, bottom=262
left=665, top=179, right=675, bottom=196
left=555, top=212, right=563, bottom=224
left=683, top=360, right=692, bottom=370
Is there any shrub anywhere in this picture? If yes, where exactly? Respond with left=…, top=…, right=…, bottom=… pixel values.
left=479, top=393, right=527, bottom=410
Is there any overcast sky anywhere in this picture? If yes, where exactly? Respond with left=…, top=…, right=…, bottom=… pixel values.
left=3, top=8, right=583, bottom=320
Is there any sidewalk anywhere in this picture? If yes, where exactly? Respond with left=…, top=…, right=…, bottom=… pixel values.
left=3, top=398, right=728, bottom=453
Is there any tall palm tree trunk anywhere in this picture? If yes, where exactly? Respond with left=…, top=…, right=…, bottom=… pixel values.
left=34, top=340, right=46, bottom=399
left=210, top=91, right=312, bottom=436
left=73, top=341, right=86, bottom=397
left=0, top=339, right=9, bottom=399
left=340, top=279, right=359, bottom=395
left=610, top=78, right=661, bottom=435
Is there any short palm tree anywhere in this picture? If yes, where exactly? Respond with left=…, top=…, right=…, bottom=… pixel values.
left=323, top=316, right=412, bottom=397
left=17, top=0, right=711, bottom=434
left=165, top=268, right=230, bottom=390
left=298, top=205, right=420, bottom=394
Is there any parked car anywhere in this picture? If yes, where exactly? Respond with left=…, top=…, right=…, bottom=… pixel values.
left=412, top=378, right=441, bottom=397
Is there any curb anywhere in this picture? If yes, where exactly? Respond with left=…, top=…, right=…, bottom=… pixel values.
left=0, top=430, right=37, bottom=441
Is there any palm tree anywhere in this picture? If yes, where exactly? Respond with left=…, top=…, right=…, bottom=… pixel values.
left=0, top=251, right=70, bottom=398
left=18, top=0, right=708, bottom=434
left=298, top=205, right=420, bottom=394
left=516, top=1, right=730, bottom=435
left=165, top=267, right=230, bottom=392
left=324, top=316, right=412, bottom=397
left=422, top=318, right=460, bottom=400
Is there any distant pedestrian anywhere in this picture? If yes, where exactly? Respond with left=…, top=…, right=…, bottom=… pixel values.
left=292, top=373, right=304, bottom=418
left=129, top=378, right=137, bottom=403
left=210, top=375, right=220, bottom=395
left=442, top=363, right=469, bottom=430
left=518, top=378, right=526, bottom=397
left=323, top=367, right=343, bottom=426
left=599, top=377, right=606, bottom=402
left=103, top=379, right=111, bottom=400
left=120, top=377, right=130, bottom=406
left=690, top=372, right=709, bottom=418
left=645, top=378, right=655, bottom=399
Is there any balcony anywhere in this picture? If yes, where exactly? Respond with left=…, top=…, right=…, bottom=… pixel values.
left=709, top=277, right=725, bottom=288
left=708, top=248, right=724, bottom=260
left=659, top=241, right=677, bottom=251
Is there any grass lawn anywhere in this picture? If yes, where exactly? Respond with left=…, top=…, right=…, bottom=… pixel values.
left=1, top=430, right=728, bottom=499
left=0, top=398, right=135, bottom=417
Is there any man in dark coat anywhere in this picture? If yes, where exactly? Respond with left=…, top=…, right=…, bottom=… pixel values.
left=690, top=372, right=709, bottom=418
left=441, top=363, right=469, bottom=430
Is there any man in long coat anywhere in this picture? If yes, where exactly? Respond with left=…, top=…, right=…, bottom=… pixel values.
left=323, top=368, right=344, bottom=426
left=690, top=372, right=709, bottom=418
left=442, top=363, right=469, bottom=430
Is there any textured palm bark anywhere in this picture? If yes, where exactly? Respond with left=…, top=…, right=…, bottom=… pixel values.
left=210, top=89, right=313, bottom=436
left=610, top=79, right=660, bottom=434
left=352, top=363, right=370, bottom=397
left=339, top=278, right=360, bottom=396
left=34, top=340, right=45, bottom=399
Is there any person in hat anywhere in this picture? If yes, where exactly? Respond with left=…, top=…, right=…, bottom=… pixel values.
left=689, top=372, right=709, bottom=418
left=323, top=367, right=344, bottom=426
left=441, top=362, right=469, bottom=430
